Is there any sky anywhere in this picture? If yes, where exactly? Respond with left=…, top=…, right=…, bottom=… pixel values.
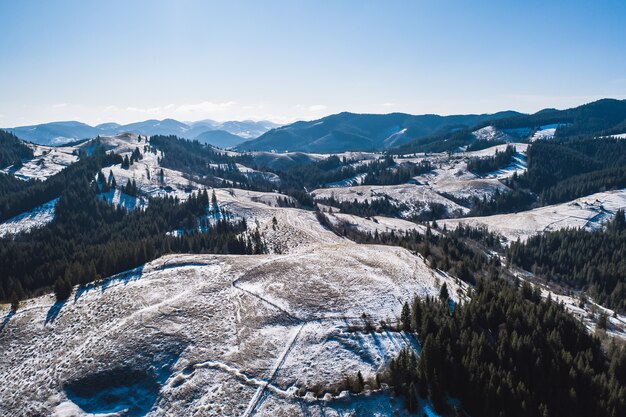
left=1, top=0, right=625, bottom=127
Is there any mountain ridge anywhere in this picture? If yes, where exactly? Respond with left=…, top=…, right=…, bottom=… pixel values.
left=3, top=119, right=279, bottom=147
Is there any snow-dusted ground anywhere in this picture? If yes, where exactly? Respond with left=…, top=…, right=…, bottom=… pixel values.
left=529, top=124, right=558, bottom=142
left=441, top=188, right=626, bottom=242
left=460, top=142, right=529, bottom=158
left=312, top=183, right=468, bottom=219
left=0, top=206, right=461, bottom=416
left=471, top=126, right=531, bottom=142
left=403, top=144, right=527, bottom=203
left=0, top=198, right=58, bottom=238
left=324, top=212, right=429, bottom=236
left=308, top=143, right=531, bottom=220
left=471, top=125, right=512, bottom=142
left=2, top=144, right=79, bottom=180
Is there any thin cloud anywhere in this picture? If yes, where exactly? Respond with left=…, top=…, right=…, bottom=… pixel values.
left=308, top=104, right=327, bottom=112
left=175, top=101, right=236, bottom=113
left=382, top=102, right=395, bottom=107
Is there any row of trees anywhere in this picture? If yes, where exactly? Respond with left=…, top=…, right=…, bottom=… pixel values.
left=361, top=158, right=431, bottom=185
left=316, top=196, right=407, bottom=218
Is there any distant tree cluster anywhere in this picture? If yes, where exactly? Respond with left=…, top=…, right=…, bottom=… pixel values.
left=362, top=157, right=431, bottom=185
left=467, top=145, right=516, bottom=175
left=120, top=147, right=144, bottom=169
left=316, top=195, right=407, bottom=218
left=395, top=129, right=476, bottom=154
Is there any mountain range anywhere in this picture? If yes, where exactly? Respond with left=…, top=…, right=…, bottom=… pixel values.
left=4, top=99, right=626, bottom=154
left=3, top=119, right=280, bottom=147
left=237, top=98, right=626, bottom=153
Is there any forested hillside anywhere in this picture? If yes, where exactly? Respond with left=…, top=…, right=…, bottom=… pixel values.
left=394, top=98, right=626, bottom=154
left=508, top=210, right=626, bottom=312
left=0, top=183, right=263, bottom=305
left=0, top=129, right=33, bottom=168
left=385, top=278, right=626, bottom=417
left=0, top=151, right=121, bottom=222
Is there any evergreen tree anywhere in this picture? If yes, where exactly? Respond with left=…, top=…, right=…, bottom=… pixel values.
left=439, top=282, right=449, bottom=302
left=401, top=301, right=411, bottom=331
left=53, top=276, right=72, bottom=301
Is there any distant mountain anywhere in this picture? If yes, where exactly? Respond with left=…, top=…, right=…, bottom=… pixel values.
left=4, top=119, right=279, bottom=145
left=218, top=120, right=280, bottom=139
left=6, top=121, right=101, bottom=145
left=194, top=130, right=246, bottom=148
left=114, top=118, right=189, bottom=137
left=236, top=111, right=522, bottom=153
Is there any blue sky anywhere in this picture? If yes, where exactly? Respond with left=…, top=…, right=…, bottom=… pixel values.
left=1, top=0, right=625, bottom=126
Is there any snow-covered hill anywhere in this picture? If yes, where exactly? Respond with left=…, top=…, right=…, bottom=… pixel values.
left=0, top=206, right=463, bottom=416
left=441, top=188, right=626, bottom=242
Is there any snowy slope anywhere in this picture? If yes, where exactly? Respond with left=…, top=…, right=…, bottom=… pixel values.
left=0, top=198, right=58, bottom=237
left=312, top=183, right=468, bottom=218
left=441, top=188, right=626, bottom=242
left=529, top=124, right=559, bottom=142
left=0, top=225, right=462, bottom=416
left=2, top=143, right=78, bottom=180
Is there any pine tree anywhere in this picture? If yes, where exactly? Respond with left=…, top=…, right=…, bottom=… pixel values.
left=401, top=301, right=411, bottom=331
left=439, top=283, right=449, bottom=302
left=54, top=276, right=72, bottom=300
